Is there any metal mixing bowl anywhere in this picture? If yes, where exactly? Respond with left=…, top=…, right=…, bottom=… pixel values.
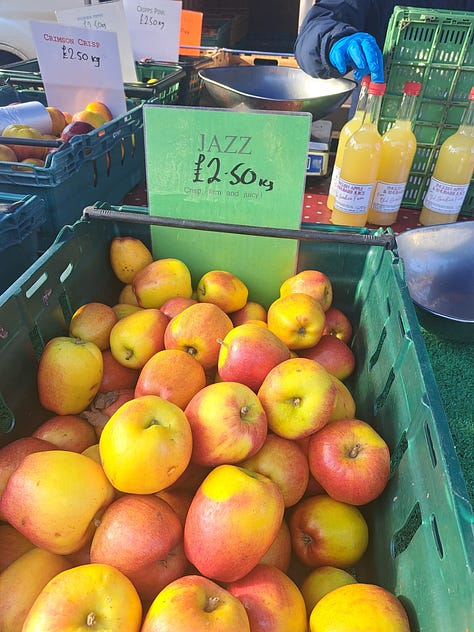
left=198, top=66, right=357, bottom=119
left=395, top=222, right=474, bottom=340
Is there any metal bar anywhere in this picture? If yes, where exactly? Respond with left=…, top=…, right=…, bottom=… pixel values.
left=82, top=206, right=396, bottom=250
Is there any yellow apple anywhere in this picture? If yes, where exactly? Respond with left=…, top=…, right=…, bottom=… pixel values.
left=72, top=109, right=107, bottom=129
left=109, top=307, right=168, bottom=369
left=85, top=101, right=114, bottom=122
left=109, top=236, right=153, bottom=284
left=267, top=292, right=326, bottom=350
left=0, top=144, right=18, bottom=162
left=37, top=336, right=104, bottom=415
left=257, top=357, right=337, bottom=439
left=300, top=566, right=357, bottom=615
left=46, top=106, right=67, bottom=136
left=132, top=258, right=193, bottom=308
left=99, top=394, right=193, bottom=494
left=329, top=374, right=357, bottom=421
left=0, top=450, right=115, bottom=555
left=184, top=464, right=285, bottom=582
left=196, top=269, right=248, bottom=313
left=22, top=563, right=142, bottom=632
left=1, top=123, right=45, bottom=161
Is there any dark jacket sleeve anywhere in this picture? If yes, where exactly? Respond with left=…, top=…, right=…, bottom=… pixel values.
left=294, top=0, right=381, bottom=78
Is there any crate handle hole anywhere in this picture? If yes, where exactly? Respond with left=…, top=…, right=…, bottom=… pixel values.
left=390, top=430, right=408, bottom=477
left=424, top=422, right=437, bottom=468
left=391, top=502, right=422, bottom=558
left=374, top=367, right=395, bottom=415
left=430, top=513, right=444, bottom=559
left=369, top=326, right=387, bottom=370
left=0, top=395, right=15, bottom=434
left=25, top=273, right=48, bottom=300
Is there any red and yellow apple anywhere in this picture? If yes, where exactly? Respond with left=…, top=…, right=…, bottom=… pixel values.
left=141, top=574, right=250, bottom=632
left=0, top=449, right=115, bottom=555
left=257, top=357, right=337, bottom=439
left=69, top=301, right=118, bottom=350
left=258, top=517, right=292, bottom=572
left=300, top=565, right=357, bottom=615
left=109, top=307, right=168, bottom=369
left=184, top=464, right=285, bottom=582
left=280, top=269, right=333, bottom=311
left=298, top=334, right=355, bottom=381
left=184, top=380, right=268, bottom=466
left=217, top=322, right=291, bottom=392
left=196, top=269, right=248, bottom=313
left=160, top=296, right=197, bottom=319
left=0, top=524, right=35, bottom=573
left=32, top=414, right=97, bottom=452
left=322, top=306, right=353, bottom=343
left=132, top=258, right=193, bottom=308
left=230, top=300, right=267, bottom=326
left=1, top=123, right=45, bottom=161
left=307, top=418, right=391, bottom=505
left=267, top=292, right=326, bottom=350
left=98, top=348, right=140, bottom=393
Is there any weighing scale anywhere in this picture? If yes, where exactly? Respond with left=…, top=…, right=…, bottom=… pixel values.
left=307, top=120, right=332, bottom=177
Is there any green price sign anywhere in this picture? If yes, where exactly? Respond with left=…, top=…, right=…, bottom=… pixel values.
left=143, top=105, right=312, bottom=306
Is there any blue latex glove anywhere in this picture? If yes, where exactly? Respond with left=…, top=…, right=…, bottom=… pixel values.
left=329, top=33, right=384, bottom=83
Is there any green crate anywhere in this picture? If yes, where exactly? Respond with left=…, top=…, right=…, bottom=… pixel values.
left=0, top=66, right=184, bottom=251
left=381, top=7, right=474, bottom=217
left=0, top=205, right=472, bottom=630
left=0, top=192, right=46, bottom=295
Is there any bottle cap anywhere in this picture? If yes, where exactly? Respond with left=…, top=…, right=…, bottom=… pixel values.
left=368, top=82, right=386, bottom=96
left=404, top=81, right=422, bottom=96
left=469, top=86, right=474, bottom=100
left=361, top=75, right=371, bottom=87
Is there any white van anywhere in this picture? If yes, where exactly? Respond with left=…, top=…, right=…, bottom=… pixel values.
left=0, top=1, right=106, bottom=65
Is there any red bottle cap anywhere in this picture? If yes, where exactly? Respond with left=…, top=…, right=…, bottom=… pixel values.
left=404, top=81, right=422, bottom=96
left=469, top=86, right=474, bottom=100
left=368, top=82, right=386, bottom=96
left=361, top=75, right=371, bottom=87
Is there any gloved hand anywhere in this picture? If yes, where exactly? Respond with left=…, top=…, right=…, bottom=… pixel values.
left=329, top=33, right=384, bottom=83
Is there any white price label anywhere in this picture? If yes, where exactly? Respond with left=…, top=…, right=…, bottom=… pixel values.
left=30, top=21, right=127, bottom=118
left=56, top=3, right=138, bottom=84
left=123, top=0, right=182, bottom=63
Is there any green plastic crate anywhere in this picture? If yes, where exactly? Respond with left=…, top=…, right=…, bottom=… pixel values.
left=0, top=66, right=184, bottom=252
left=0, top=192, right=46, bottom=295
left=381, top=7, right=474, bottom=217
left=0, top=205, right=472, bottom=631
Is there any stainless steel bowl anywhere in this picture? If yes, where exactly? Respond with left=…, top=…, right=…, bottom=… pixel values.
left=396, top=222, right=474, bottom=340
left=198, top=66, right=357, bottom=119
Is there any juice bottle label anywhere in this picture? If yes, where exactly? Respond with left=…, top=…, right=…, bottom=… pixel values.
left=423, top=177, right=470, bottom=214
left=328, top=165, right=341, bottom=199
left=371, top=181, right=406, bottom=213
left=334, top=178, right=373, bottom=214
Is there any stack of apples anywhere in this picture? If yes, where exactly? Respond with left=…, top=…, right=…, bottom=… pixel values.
left=0, top=236, right=411, bottom=632
left=0, top=100, right=113, bottom=168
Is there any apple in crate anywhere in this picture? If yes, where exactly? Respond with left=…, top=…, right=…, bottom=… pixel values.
left=184, top=381, right=268, bottom=467
left=0, top=547, right=72, bottom=632
left=217, top=322, right=291, bottom=392
left=300, top=566, right=357, bottom=615
left=196, top=269, right=248, bottom=313
left=141, top=575, right=250, bottom=632
left=21, top=563, right=143, bottom=632
left=132, top=258, right=193, bottom=309
left=0, top=524, right=36, bottom=573
left=230, top=300, right=267, bottom=326
left=109, top=235, right=153, bottom=284
left=307, top=418, right=391, bottom=506
left=1, top=123, right=45, bottom=161
left=90, top=494, right=188, bottom=604
left=184, top=464, right=285, bottom=582
left=227, top=564, right=308, bottom=632
left=0, top=450, right=115, bottom=555
left=37, top=336, right=104, bottom=415
left=60, top=120, right=95, bottom=142
left=0, top=144, right=18, bottom=162
left=322, top=306, right=353, bottom=343
left=267, top=292, right=326, bottom=350
left=32, top=414, right=97, bottom=453
left=280, top=269, right=333, bottom=311
left=309, top=582, right=411, bottom=632
left=299, top=334, right=355, bottom=381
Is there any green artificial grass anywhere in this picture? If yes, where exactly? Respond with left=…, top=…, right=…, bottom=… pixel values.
left=421, top=327, right=474, bottom=506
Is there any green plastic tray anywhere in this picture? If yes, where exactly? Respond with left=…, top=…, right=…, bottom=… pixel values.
left=0, top=205, right=471, bottom=630
left=381, top=7, right=474, bottom=216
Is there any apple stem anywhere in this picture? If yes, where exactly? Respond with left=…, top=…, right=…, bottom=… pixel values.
left=240, top=405, right=249, bottom=417
left=204, top=596, right=221, bottom=613
left=86, top=612, right=96, bottom=626
left=216, top=338, right=227, bottom=347
left=292, top=397, right=302, bottom=407
left=349, top=443, right=362, bottom=458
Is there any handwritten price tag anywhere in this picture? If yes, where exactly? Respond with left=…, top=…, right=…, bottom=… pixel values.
left=143, top=105, right=312, bottom=305
left=179, top=10, right=203, bottom=56
left=56, top=3, right=138, bottom=83
left=123, top=0, right=182, bottom=63
left=30, top=21, right=127, bottom=118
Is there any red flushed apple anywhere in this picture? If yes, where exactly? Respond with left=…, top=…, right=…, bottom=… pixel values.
left=184, top=381, right=268, bottom=467
left=298, top=334, right=355, bottom=381
left=230, top=300, right=267, bottom=326
left=217, top=322, right=291, bottom=392
left=280, top=269, right=333, bottom=311
left=99, top=349, right=140, bottom=393
left=226, top=564, right=308, bottom=632
left=0, top=524, right=36, bottom=573
left=307, top=418, right=391, bottom=505
left=240, top=433, right=309, bottom=507
left=141, top=574, right=250, bottom=632
left=329, top=375, right=357, bottom=421
left=60, top=121, right=95, bottom=142
left=322, top=306, right=353, bottom=343
left=90, top=494, right=188, bottom=604
left=32, top=414, right=97, bottom=452
left=0, top=437, right=56, bottom=520
left=258, top=518, right=292, bottom=572
left=160, top=296, right=197, bottom=320
left=184, top=464, right=285, bottom=582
